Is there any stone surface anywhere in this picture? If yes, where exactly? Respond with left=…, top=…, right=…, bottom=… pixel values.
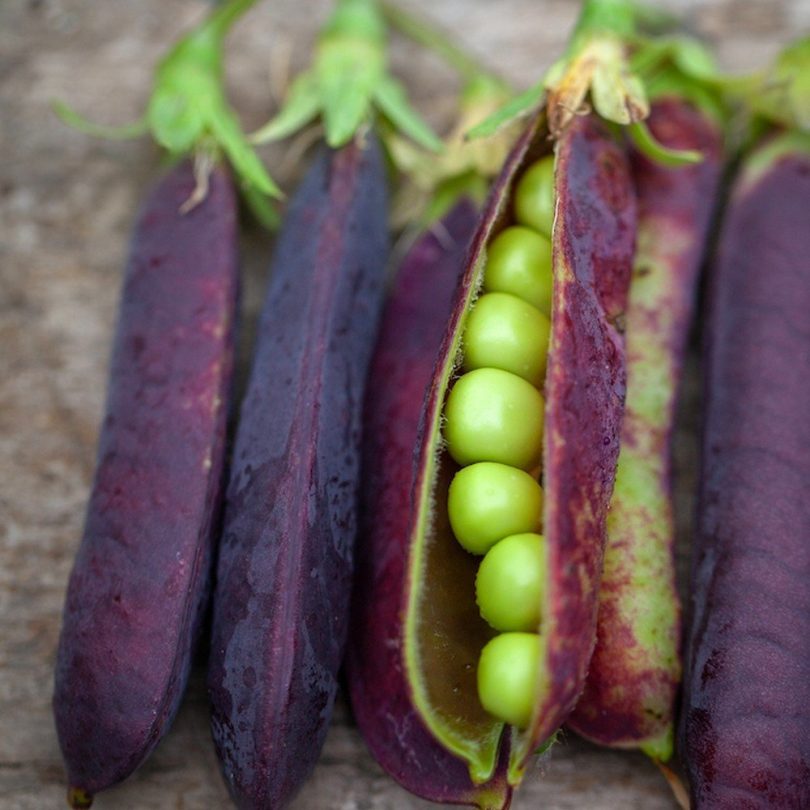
left=0, top=1, right=798, bottom=808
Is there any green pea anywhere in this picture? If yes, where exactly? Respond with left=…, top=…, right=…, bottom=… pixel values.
left=477, top=632, right=541, bottom=729
left=463, top=293, right=551, bottom=387
left=448, top=463, right=543, bottom=555
left=514, top=156, right=555, bottom=238
left=476, top=533, right=546, bottom=631
left=444, top=368, right=545, bottom=470
left=483, top=226, right=553, bottom=316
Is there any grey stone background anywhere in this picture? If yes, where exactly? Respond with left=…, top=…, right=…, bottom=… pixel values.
left=0, top=0, right=805, bottom=807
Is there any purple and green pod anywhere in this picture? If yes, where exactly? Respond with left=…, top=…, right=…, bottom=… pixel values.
left=568, top=97, right=724, bottom=758
left=53, top=161, right=238, bottom=807
left=347, top=109, right=635, bottom=807
left=207, top=137, right=389, bottom=809
left=682, top=133, right=810, bottom=808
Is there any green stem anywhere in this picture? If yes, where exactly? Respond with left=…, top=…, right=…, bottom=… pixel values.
left=380, top=1, right=492, bottom=86
left=208, top=0, right=258, bottom=37
left=569, top=0, right=637, bottom=49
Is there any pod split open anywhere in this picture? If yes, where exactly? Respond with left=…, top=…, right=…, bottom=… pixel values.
left=348, top=110, right=636, bottom=806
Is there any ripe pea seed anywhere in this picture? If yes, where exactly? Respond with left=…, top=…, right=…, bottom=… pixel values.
left=444, top=368, right=545, bottom=470
left=483, top=226, right=553, bottom=316
left=476, top=533, right=546, bottom=632
left=447, top=463, right=543, bottom=555
left=514, top=156, right=555, bottom=238
left=463, top=292, right=551, bottom=387
left=477, top=632, right=541, bottom=729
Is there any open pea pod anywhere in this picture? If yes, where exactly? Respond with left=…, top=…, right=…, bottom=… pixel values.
left=348, top=107, right=635, bottom=806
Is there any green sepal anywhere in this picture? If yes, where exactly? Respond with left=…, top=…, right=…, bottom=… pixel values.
left=590, top=48, right=648, bottom=125
left=467, top=0, right=651, bottom=140
left=52, top=101, right=148, bottom=140
left=627, top=121, right=702, bottom=166
left=249, top=74, right=321, bottom=144
left=148, top=0, right=281, bottom=198
left=251, top=0, right=440, bottom=151
left=318, top=33, right=385, bottom=147
left=241, top=182, right=282, bottom=229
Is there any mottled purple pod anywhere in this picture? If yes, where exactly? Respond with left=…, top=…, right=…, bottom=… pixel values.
left=348, top=112, right=635, bottom=807
left=53, top=160, right=239, bottom=807
left=207, top=137, right=389, bottom=809
left=568, top=98, right=724, bottom=759
left=682, top=134, right=810, bottom=808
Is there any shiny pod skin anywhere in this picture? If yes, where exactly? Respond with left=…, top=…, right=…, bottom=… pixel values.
left=208, top=137, right=389, bottom=809
left=348, top=112, right=635, bottom=807
left=568, top=98, right=724, bottom=758
left=53, top=160, right=238, bottom=806
left=682, top=134, right=810, bottom=808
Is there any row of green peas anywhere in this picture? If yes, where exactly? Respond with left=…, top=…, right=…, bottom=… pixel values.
left=443, top=154, right=556, bottom=730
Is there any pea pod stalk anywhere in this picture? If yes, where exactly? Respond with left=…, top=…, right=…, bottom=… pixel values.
left=52, top=2, right=262, bottom=803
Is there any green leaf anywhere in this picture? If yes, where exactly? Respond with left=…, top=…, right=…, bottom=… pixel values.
left=628, top=120, right=702, bottom=166
left=52, top=100, right=148, bottom=140
left=374, top=76, right=443, bottom=152
left=466, top=81, right=544, bottom=140
left=250, top=73, right=321, bottom=144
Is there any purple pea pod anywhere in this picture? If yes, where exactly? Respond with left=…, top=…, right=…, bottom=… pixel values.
left=682, top=134, right=810, bottom=808
left=53, top=161, right=238, bottom=807
left=207, top=137, right=389, bottom=809
left=347, top=110, right=635, bottom=807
